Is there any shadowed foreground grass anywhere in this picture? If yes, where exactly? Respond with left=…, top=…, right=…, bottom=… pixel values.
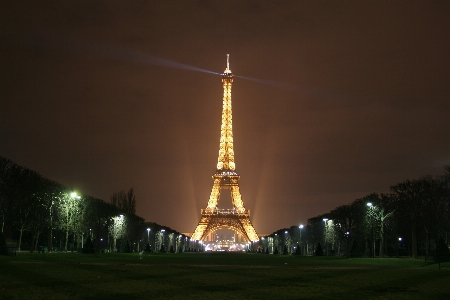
left=1, top=252, right=449, bottom=299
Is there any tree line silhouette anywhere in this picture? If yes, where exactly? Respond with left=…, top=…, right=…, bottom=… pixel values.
left=2, top=155, right=448, bottom=258
left=0, top=156, right=189, bottom=254
left=261, top=165, right=449, bottom=259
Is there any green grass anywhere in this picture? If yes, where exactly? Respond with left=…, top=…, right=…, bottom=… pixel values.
left=1, top=252, right=449, bottom=299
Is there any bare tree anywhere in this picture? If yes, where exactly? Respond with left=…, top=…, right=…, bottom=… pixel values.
left=391, top=176, right=443, bottom=259
left=58, top=190, right=82, bottom=251
left=110, top=188, right=136, bottom=215
left=109, top=215, right=126, bottom=252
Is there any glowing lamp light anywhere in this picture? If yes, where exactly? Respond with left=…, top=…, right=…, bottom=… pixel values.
left=70, top=192, right=81, bottom=199
left=299, top=225, right=304, bottom=229
left=367, top=202, right=373, bottom=207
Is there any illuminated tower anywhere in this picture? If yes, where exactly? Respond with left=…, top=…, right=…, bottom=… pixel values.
left=191, top=55, right=259, bottom=242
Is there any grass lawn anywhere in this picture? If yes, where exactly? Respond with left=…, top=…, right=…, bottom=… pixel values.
left=1, top=252, right=449, bottom=299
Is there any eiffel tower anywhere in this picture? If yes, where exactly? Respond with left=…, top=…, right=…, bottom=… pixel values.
left=191, top=55, right=259, bottom=242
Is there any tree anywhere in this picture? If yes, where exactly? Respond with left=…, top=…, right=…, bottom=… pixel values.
left=110, top=188, right=136, bottom=215
left=315, top=242, right=324, bottom=256
left=10, top=167, right=42, bottom=251
left=123, top=213, right=145, bottom=253
left=37, top=179, right=62, bottom=252
left=0, top=233, right=7, bottom=255
left=305, top=215, right=329, bottom=255
left=82, top=236, right=94, bottom=254
left=330, top=203, right=361, bottom=257
left=110, top=189, right=140, bottom=251
left=110, top=215, right=126, bottom=252
left=122, top=240, right=131, bottom=253
left=0, top=157, right=15, bottom=235
left=0, top=159, right=58, bottom=252
left=391, top=175, right=448, bottom=259
left=79, top=196, right=117, bottom=253
left=57, top=190, right=82, bottom=252
left=435, top=237, right=449, bottom=264
left=28, top=207, right=48, bottom=252
left=375, top=193, right=397, bottom=257
left=357, top=193, right=397, bottom=257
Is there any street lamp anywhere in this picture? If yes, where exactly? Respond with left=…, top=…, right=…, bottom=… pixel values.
left=299, top=224, right=304, bottom=255
left=147, top=228, right=150, bottom=244
left=367, top=203, right=375, bottom=257
left=69, top=192, right=80, bottom=252
left=160, top=230, right=165, bottom=252
left=323, top=219, right=328, bottom=256
left=284, top=231, right=289, bottom=254
left=70, top=192, right=81, bottom=200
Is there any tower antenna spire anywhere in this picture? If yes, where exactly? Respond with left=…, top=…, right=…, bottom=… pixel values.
left=224, top=54, right=232, bottom=74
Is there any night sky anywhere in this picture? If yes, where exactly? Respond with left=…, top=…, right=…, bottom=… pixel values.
left=2, top=1, right=449, bottom=234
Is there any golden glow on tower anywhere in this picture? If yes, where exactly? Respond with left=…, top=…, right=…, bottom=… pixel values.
left=217, top=53, right=235, bottom=172
left=192, top=55, right=259, bottom=242
left=217, top=76, right=235, bottom=171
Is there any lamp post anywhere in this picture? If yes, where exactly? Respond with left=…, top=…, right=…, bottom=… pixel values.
left=284, top=231, right=289, bottom=254
left=147, top=228, right=150, bottom=245
left=367, top=202, right=375, bottom=258
left=398, top=237, right=402, bottom=257
left=69, top=192, right=80, bottom=252
left=323, top=219, right=328, bottom=256
left=274, top=233, right=278, bottom=254
left=160, top=229, right=165, bottom=252
left=299, top=225, right=304, bottom=255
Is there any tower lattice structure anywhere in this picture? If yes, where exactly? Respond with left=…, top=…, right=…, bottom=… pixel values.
left=191, top=55, right=259, bottom=242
